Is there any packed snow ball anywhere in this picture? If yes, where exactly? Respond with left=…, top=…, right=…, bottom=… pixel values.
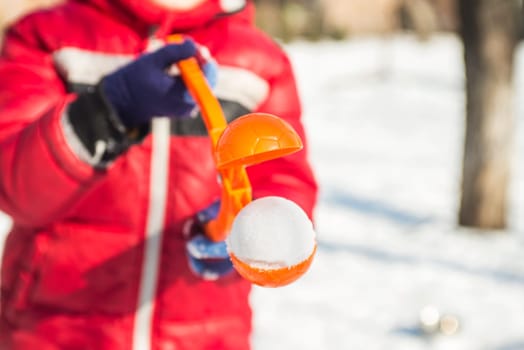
left=227, top=196, right=316, bottom=269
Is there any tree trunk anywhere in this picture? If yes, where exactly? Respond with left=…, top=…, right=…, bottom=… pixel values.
left=458, top=0, right=519, bottom=229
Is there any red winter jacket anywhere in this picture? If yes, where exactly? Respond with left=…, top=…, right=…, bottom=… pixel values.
left=0, top=1, right=317, bottom=349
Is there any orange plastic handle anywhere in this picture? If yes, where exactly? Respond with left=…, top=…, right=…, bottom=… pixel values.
left=176, top=57, right=227, bottom=149
left=170, top=35, right=252, bottom=242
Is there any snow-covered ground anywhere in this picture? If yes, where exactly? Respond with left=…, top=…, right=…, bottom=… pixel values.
left=251, top=34, right=524, bottom=350
left=1, top=33, right=524, bottom=349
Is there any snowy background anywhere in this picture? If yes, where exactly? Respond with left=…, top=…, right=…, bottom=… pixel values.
left=1, top=33, right=524, bottom=349
left=251, top=34, right=524, bottom=350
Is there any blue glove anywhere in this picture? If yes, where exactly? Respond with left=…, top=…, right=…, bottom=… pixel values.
left=101, top=39, right=217, bottom=128
left=184, top=201, right=234, bottom=280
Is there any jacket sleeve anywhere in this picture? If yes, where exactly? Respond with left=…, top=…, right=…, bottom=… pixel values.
left=0, top=17, right=104, bottom=227
left=247, top=50, right=318, bottom=220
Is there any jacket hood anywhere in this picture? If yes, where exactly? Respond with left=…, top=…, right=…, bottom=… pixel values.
left=73, top=0, right=251, bottom=35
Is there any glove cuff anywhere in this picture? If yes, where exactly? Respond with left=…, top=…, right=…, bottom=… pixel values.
left=67, top=84, right=149, bottom=167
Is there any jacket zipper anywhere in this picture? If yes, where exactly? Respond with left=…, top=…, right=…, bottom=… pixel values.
left=133, top=117, right=171, bottom=350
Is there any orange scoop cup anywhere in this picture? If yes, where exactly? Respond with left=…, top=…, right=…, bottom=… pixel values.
left=229, top=246, right=317, bottom=288
left=215, top=113, right=303, bottom=169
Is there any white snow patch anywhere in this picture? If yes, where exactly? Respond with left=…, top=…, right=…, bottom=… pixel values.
left=227, top=196, right=316, bottom=268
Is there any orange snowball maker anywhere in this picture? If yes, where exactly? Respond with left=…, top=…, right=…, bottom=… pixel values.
left=169, top=35, right=314, bottom=287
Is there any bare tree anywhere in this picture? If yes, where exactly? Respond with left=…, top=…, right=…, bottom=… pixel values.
left=458, top=0, right=520, bottom=229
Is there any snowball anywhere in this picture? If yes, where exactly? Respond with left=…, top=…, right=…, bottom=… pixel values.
left=227, top=196, right=316, bottom=269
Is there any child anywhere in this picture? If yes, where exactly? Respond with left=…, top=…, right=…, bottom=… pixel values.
left=0, top=0, right=318, bottom=349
